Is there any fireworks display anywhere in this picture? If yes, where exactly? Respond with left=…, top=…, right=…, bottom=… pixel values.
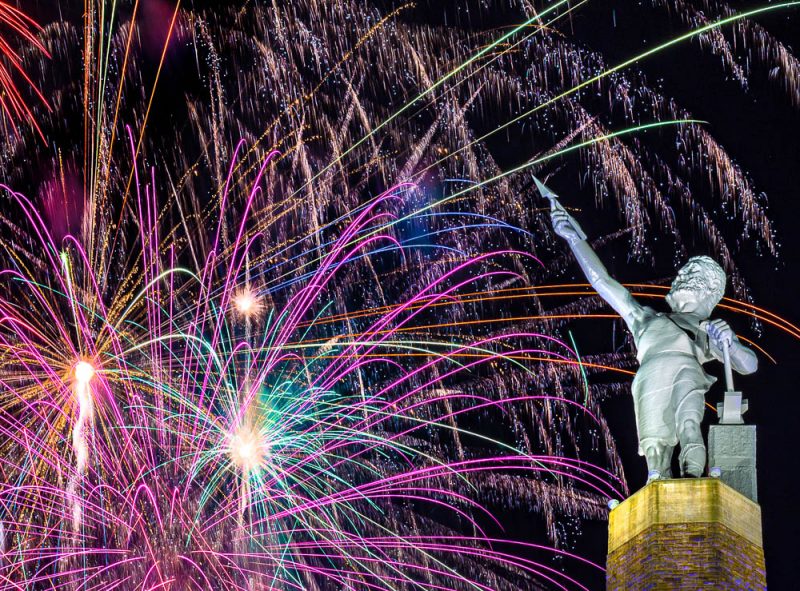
left=0, top=1, right=797, bottom=589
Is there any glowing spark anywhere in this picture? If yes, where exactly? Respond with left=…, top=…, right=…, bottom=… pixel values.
left=73, top=360, right=96, bottom=385
left=233, top=288, right=262, bottom=318
left=229, top=421, right=267, bottom=537
left=229, top=423, right=266, bottom=474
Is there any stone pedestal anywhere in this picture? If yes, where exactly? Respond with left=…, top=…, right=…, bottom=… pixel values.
left=708, top=424, right=758, bottom=502
left=607, top=478, right=765, bottom=590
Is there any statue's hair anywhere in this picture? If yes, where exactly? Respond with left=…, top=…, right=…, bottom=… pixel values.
left=669, top=256, right=727, bottom=308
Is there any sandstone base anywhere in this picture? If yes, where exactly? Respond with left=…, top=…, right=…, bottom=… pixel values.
left=607, top=478, right=765, bottom=590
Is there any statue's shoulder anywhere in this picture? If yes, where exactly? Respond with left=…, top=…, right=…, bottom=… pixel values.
left=629, top=305, right=658, bottom=337
left=639, top=305, right=658, bottom=320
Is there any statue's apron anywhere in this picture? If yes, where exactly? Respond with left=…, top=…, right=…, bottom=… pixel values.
left=632, top=311, right=716, bottom=455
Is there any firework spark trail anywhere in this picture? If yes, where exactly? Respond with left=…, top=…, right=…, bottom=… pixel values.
left=67, top=361, right=94, bottom=533
left=0, top=3, right=50, bottom=139
left=130, top=0, right=792, bottom=325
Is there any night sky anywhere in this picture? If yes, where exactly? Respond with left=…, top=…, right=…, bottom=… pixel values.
left=8, top=1, right=800, bottom=589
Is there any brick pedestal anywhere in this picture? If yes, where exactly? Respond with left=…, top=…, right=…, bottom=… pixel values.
left=607, top=478, right=765, bottom=590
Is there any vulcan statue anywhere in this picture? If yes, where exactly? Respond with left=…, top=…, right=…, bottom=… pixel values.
left=537, top=178, right=758, bottom=480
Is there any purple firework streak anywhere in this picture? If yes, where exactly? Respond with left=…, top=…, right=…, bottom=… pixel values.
left=0, top=136, right=619, bottom=589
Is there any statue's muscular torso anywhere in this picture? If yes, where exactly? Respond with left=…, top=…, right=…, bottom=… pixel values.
left=631, top=308, right=712, bottom=365
left=628, top=307, right=716, bottom=454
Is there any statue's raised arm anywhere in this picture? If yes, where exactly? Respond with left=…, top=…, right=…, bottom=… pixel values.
left=535, top=178, right=644, bottom=329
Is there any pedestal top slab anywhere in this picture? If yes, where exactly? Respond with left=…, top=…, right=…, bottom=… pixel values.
left=608, top=478, right=762, bottom=552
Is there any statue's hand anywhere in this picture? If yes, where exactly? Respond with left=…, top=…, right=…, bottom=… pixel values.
left=551, top=208, right=586, bottom=245
left=705, top=318, right=734, bottom=349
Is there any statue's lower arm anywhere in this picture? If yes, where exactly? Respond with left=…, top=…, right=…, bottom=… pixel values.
left=551, top=206, right=641, bottom=326
left=704, top=319, right=758, bottom=375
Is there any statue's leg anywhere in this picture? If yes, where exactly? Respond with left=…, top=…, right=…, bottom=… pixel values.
left=642, top=440, right=671, bottom=481
left=672, top=370, right=708, bottom=478
left=661, top=447, right=674, bottom=479
left=633, top=367, right=677, bottom=481
left=678, top=418, right=705, bottom=477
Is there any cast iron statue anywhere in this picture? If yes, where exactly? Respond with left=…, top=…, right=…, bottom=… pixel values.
left=537, top=178, right=758, bottom=480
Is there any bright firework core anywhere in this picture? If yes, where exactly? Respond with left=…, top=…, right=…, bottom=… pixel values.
left=73, top=361, right=96, bottom=385
left=229, top=425, right=266, bottom=473
left=233, top=288, right=260, bottom=317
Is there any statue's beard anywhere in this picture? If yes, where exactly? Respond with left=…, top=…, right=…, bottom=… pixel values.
left=666, top=282, right=717, bottom=314
left=670, top=274, right=710, bottom=294
left=669, top=270, right=720, bottom=296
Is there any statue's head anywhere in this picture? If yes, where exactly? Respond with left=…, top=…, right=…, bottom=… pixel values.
left=665, top=256, right=726, bottom=319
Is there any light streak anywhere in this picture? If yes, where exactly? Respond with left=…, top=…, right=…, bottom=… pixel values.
left=68, top=359, right=95, bottom=532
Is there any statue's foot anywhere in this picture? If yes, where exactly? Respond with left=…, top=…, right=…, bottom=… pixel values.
left=679, top=443, right=705, bottom=477
left=647, top=469, right=663, bottom=483
left=683, top=463, right=704, bottom=478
